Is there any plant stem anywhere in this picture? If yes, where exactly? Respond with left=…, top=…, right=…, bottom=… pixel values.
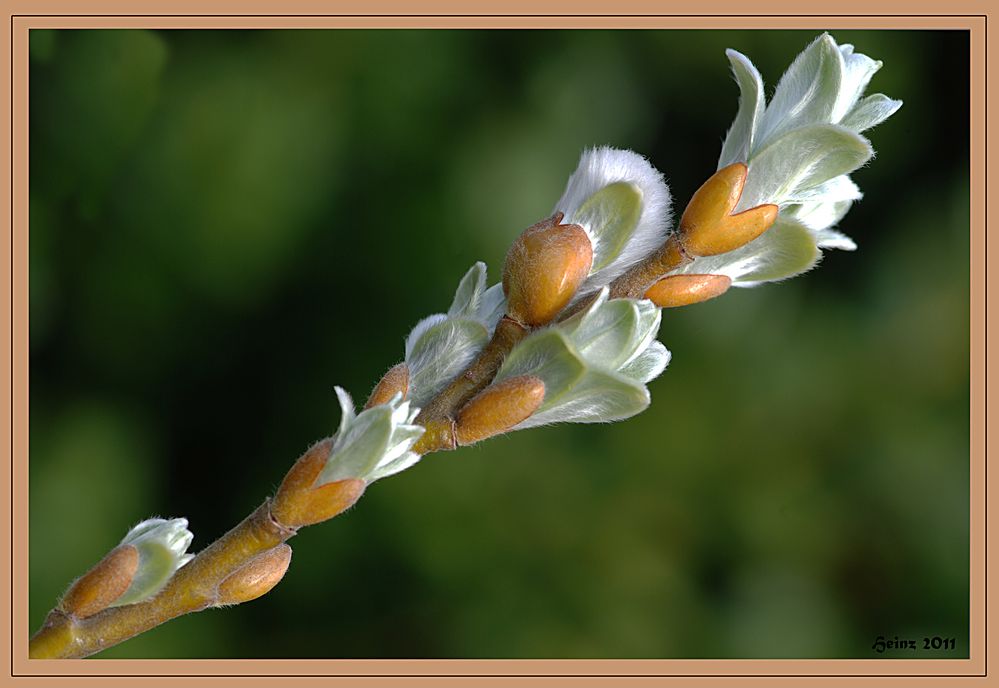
left=29, top=316, right=530, bottom=659
left=29, top=499, right=296, bottom=659
left=558, top=234, right=691, bottom=322
left=608, top=234, right=691, bottom=299
left=28, top=235, right=683, bottom=659
left=411, top=315, right=527, bottom=453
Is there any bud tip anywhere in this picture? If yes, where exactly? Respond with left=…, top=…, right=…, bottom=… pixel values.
left=365, top=363, right=410, bottom=409
left=503, top=215, right=594, bottom=327
left=60, top=545, right=139, bottom=618
left=456, top=375, right=546, bottom=445
left=645, top=274, right=732, bottom=308
left=216, top=544, right=293, bottom=606
left=679, top=163, right=777, bottom=257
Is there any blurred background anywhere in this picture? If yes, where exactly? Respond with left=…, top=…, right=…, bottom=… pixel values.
left=28, top=29, right=969, bottom=658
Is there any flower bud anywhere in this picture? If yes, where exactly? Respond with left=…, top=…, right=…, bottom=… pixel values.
left=317, top=388, right=424, bottom=485
left=216, top=544, right=292, bottom=606
left=455, top=375, right=546, bottom=445
left=404, top=262, right=506, bottom=407
left=494, top=289, right=668, bottom=429
left=365, top=363, right=410, bottom=409
left=503, top=213, right=593, bottom=327
left=679, top=163, right=777, bottom=257
left=552, top=148, right=672, bottom=292
left=109, top=518, right=194, bottom=608
left=645, top=274, right=732, bottom=308
left=272, top=438, right=366, bottom=528
left=60, top=545, right=139, bottom=618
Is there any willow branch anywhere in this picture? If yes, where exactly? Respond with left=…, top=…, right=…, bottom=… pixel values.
left=29, top=438, right=370, bottom=659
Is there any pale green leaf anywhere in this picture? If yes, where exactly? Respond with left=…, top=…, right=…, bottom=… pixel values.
left=840, top=94, right=903, bottom=133
left=833, top=46, right=883, bottom=122
left=626, top=300, right=663, bottom=368
left=495, top=329, right=588, bottom=400
left=575, top=181, right=642, bottom=272
left=476, top=282, right=507, bottom=330
left=321, top=405, right=393, bottom=483
left=448, top=262, right=487, bottom=319
left=113, top=518, right=193, bottom=607
left=814, top=227, right=858, bottom=251
left=756, top=34, right=844, bottom=150
left=619, top=340, right=671, bottom=384
left=677, top=216, right=820, bottom=285
left=115, top=540, right=177, bottom=606
left=519, top=367, right=650, bottom=429
left=569, top=297, right=641, bottom=371
left=735, top=217, right=822, bottom=284
left=784, top=174, right=862, bottom=204
left=367, top=451, right=421, bottom=482
left=790, top=198, right=854, bottom=232
left=718, top=49, right=766, bottom=167
left=407, top=318, right=489, bottom=406
left=741, top=124, right=873, bottom=208
left=334, top=386, right=356, bottom=439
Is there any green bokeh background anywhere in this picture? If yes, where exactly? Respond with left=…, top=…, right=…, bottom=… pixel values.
left=28, top=29, right=969, bottom=659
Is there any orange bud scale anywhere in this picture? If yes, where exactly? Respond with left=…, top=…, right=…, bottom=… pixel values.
left=503, top=213, right=593, bottom=327
left=365, top=363, right=410, bottom=409
left=216, top=544, right=293, bottom=606
left=60, top=545, right=140, bottom=618
left=645, top=274, right=733, bottom=308
left=679, top=162, right=778, bottom=257
left=272, top=439, right=366, bottom=528
left=455, top=375, right=546, bottom=445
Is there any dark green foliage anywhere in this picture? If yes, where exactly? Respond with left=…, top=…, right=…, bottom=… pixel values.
left=29, top=29, right=969, bottom=658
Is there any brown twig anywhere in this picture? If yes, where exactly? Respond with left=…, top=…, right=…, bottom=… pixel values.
left=30, top=500, right=294, bottom=659
left=30, top=161, right=777, bottom=659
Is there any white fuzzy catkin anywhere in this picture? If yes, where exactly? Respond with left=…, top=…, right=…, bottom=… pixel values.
left=404, top=262, right=506, bottom=407
left=683, top=33, right=901, bottom=287
left=495, top=289, right=670, bottom=429
left=553, top=146, right=672, bottom=293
